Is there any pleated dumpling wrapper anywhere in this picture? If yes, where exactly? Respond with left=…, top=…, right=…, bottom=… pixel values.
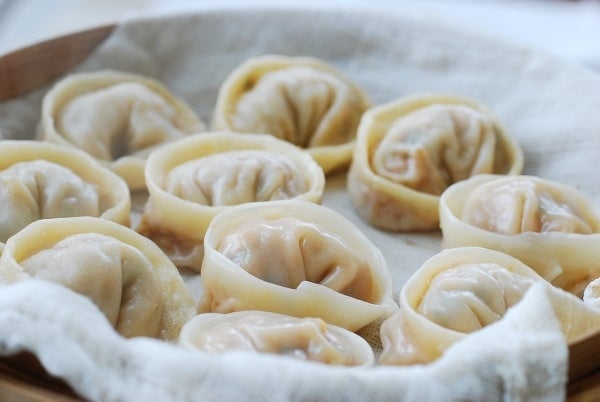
left=0, top=217, right=196, bottom=341
left=440, top=174, right=600, bottom=296
left=40, top=70, right=205, bottom=190
left=379, top=247, right=600, bottom=365
left=179, top=311, right=375, bottom=366
left=212, top=55, right=371, bottom=174
left=138, top=132, right=325, bottom=272
left=199, top=200, right=397, bottom=332
left=0, top=140, right=130, bottom=243
left=347, top=94, right=523, bottom=232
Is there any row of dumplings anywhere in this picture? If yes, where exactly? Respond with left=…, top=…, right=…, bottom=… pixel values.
left=1, top=180, right=598, bottom=367
left=0, top=54, right=599, bottom=367
left=0, top=172, right=395, bottom=366
left=31, top=54, right=527, bottom=263
left=38, top=55, right=370, bottom=191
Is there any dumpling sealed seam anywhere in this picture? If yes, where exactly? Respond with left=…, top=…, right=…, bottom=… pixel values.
left=347, top=94, right=523, bottom=232
left=212, top=55, right=371, bottom=174
left=439, top=174, right=600, bottom=296
left=138, top=132, right=325, bottom=272
left=39, top=70, right=205, bottom=190
left=199, top=199, right=397, bottom=332
left=379, top=247, right=600, bottom=365
left=0, top=140, right=130, bottom=243
left=0, top=217, right=196, bottom=341
left=179, top=311, right=374, bottom=366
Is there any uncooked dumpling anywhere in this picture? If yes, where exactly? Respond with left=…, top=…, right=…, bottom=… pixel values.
left=347, top=94, right=523, bottom=231
left=417, top=263, right=535, bottom=333
left=138, top=132, right=324, bottom=271
left=212, top=55, right=371, bottom=173
left=199, top=200, right=397, bottom=332
left=379, top=247, right=600, bottom=365
left=440, top=174, right=600, bottom=296
left=0, top=140, right=130, bottom=243
left=40, top=70, right=205, bottom=189
left=179, top=311, right=374, bottom=366
left=0, top=217, right=196, bottom=340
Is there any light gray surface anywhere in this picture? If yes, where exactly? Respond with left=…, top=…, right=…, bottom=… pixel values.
left=1, top=0, right=599, bottom=71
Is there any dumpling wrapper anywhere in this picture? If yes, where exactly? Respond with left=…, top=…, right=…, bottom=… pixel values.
left=0, top=217, right=196, bottom=341
left=347, top=94, right=523, bottom=232
left=40, top=70, right=205, bottom=190
left=0, top=140, right=130, bottom=243
left=199, top=200, right=397, bottom=332
left=212, top=55, right=371, bottom=174
left=379, top=247, right=600, bottom=365
left=138, top=132, right=324, bottom=272
left=440, top=174, right=600, bottom=296
left=179, top=311, right=374, bottom=366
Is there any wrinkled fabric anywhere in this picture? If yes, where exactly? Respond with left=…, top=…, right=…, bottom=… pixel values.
left=0, top=281, right=566, bottom=402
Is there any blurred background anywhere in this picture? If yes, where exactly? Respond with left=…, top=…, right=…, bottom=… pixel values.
left=0, top=0, right=599, bottom=71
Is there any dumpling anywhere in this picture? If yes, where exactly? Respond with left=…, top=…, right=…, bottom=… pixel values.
left=347, top=94, right=523, bottom=231
left=439, top=174, right=600, bottom=296
left=0, top=140, right=130, bottom=243
left=199, top=200, right=397, bottom=332
left=416, top=263, right=535, bottom=333
left=179, top=311, right=374, bottom=366
left=138, top=132, right=325, bottom=271
left=40, top=70, right=205, bottom=190
left=379, top=247, right=600, bottom=365
left=0, top=217, right=196, bottom=340
left=212, top=55, right=371, bottom=173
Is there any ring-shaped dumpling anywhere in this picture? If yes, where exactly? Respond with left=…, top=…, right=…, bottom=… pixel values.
left=199, top=200, right=397, bottom=332
left=347, top=94, right=523, bottom=232
left=439, top=174, right=600, bottom=296
left=138, top=132, right=325, bottom=271
left=40, top=70, right=205, bottom=190
left=0, top=217, right=196, bottom=340
left=379, top=247, right=600, bottom=365
left=179, top=311, right=375, bottom=366
left=212, top=55, right=371, bottom=174
left=0, top=140, right=130, bottom=243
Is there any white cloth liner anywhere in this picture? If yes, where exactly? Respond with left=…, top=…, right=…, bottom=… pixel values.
left=1, top=7, right=599, bottom=401
left=0, top=280, right=566, bottom=402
